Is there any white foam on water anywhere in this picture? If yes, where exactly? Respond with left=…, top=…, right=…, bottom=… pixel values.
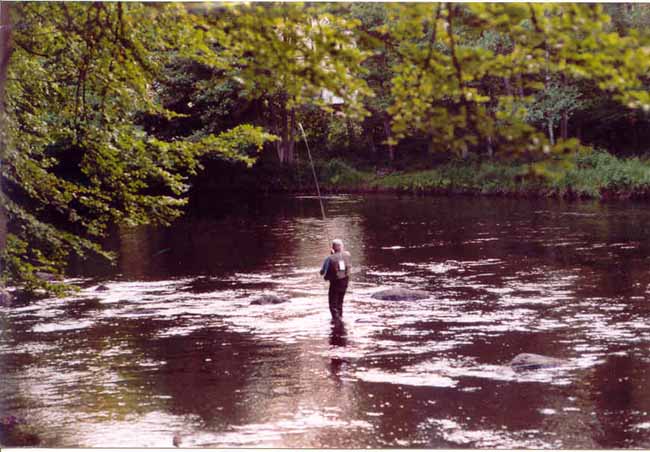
left=366, top=270, right=409, bottom=276
left=32, top=319, right=95, bottom=333
left=355, top=368, right=457, bottom=388
left=424, top=418, right=551, bottom=448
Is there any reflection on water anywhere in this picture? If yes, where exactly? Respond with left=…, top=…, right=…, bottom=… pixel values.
left=4, top=195, right=650, bottom=447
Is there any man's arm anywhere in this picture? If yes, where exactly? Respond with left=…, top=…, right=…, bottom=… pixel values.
left=320, top=256, right=330, bottom=276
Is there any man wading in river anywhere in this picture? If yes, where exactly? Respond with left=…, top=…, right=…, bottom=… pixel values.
left=320, top=239, right=351, bottom=323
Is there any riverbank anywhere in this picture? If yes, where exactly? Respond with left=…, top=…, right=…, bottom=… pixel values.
left=315, top=151, right=650, bottom=201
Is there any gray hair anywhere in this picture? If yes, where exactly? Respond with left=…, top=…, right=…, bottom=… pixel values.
left=332, top=239, right=344, bottom=248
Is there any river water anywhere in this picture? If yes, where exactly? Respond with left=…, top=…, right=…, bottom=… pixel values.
left=3, top=194, right=650, bottom=448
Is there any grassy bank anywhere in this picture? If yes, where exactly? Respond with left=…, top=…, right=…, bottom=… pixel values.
left=315, top=151, right=650, bottom=200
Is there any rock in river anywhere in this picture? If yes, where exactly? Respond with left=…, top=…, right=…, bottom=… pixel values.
left=35, top=271, right=60, bottom=282
left=250, top=294, right=290, bottom=306
left=0, top=289, right=12, bottom=307
left=510, top=353, right=567, bottom=372
left=371, top=288, right=430, bottom=301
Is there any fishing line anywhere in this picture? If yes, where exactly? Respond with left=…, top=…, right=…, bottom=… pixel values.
left=298, top=122, right=331, bottom=246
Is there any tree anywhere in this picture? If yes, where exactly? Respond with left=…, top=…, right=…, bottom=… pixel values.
left=0, top=2, right=11, bottom=261
left=213, top=3, right=372, bottom=164
left=385, top=3, right=650, bottom=166
left=526, top=77, right=583, bottom=145
left=348, top=3, right=400, bottom=162
left=1, top=2, right=275, bottom=294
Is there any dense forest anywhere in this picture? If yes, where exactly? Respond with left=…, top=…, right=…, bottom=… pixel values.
left=2, top=2, right=650, bottom=294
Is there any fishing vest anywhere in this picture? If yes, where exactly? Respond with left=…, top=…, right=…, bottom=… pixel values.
left=329, top=252, right=351, bottom=280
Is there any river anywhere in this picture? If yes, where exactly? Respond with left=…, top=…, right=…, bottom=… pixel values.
left=3, top=194, right=650, bottom=448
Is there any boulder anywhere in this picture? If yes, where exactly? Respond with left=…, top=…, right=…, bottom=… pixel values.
left=510, top=353, right=567, bottom=372
left=0, top=289, right=12, bottom=307
left=95, top=284, right=110, bottom=292
left=371, top=288, right=430, bottom=301
left=250, top=294, right=290, bottom=306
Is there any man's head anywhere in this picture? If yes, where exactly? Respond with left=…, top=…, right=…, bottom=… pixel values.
left=332, top=238, right=344, bottom=253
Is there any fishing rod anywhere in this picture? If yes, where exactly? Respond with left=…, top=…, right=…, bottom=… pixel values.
left=298, top=122, right=331, bottom=247
left=298, top=122, right=327, bottom=223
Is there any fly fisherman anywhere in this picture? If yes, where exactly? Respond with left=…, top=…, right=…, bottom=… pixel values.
left=320, top=239, right=351, bottom=323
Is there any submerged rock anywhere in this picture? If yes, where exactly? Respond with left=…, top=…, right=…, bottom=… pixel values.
left=250, top=294, right=290, bottom=306
left=0, top=289, right=12, bottom=307
left=371, top=288, right=430, bottom=301
left=95, top=284, right=110, bottom=292
left=510, top=353, right=567, bottom=372
left=0, top=416, right=40, bottom=447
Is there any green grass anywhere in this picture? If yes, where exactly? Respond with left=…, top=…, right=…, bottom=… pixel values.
left=315, top=151, right=650, bottom=200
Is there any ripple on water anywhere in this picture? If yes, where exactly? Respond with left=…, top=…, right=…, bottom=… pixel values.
left=423, top=418, right=555, bottom=448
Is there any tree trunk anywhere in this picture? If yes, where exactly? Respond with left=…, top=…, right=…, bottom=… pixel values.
left=486, top=135, right=494, bottom=158
left=560, top=110, right=568, bottom=140
left=516, top=74, right=525, bottom=98
left=286, top=108, right=296, bottom=164
left=0, top=2, right=11, bottom=256
left=544, top=45, right=554, bottom=146
left=503, top=77, right=512, bottom=97
left=461, top=143, right=469, bottom=160
left=383, top=117, right=394, bottom=162
left=277, top=138, right=296, bottom=165
left=275, top=99, right=296, bottom=165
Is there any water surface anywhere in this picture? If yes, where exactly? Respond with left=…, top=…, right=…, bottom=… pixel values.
left=3, top=195, right=650, bottom=448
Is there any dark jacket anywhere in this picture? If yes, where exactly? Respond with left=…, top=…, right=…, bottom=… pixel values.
left=321, top=251, right=351, bottom=281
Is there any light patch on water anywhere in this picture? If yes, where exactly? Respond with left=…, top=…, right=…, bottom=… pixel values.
left=426, top=418, right=552, bottom=448
left=400, top=260, right=462, bottom=274
left=187, top=409, right=373, bottom=448
left=500, top=294, right=561, bottom=307
left=366, top=270, right=409, bottom=277
left=553, top=241, right=584, bottom=247
left=73, top=411, right=196, bottom=447
left=156, top=324, right=207, bottom=338
left=355, top=369, right=457, bottom=388
left=32, top=319, right=95, bottom=333
left=464, top=238, right=499, bottom=244
left=405, top=357, right=579, bottom=386
left=293, top=195, right=352, bottom=200
left=291, top=267, right=322, bottom=274
left=562, top=407, right=581, bottom=412
left=84, top=279, right=194, bottom=305
left=609, top=242, right=640, bottom=250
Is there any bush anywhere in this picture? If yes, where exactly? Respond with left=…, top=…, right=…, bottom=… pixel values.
left=318, top=159, right=371, bottom=188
